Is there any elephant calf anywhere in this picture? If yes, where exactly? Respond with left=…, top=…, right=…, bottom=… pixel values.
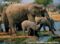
left=21, top=20, right=39, bottom=35
left=35, top=16, right=56, bottom=35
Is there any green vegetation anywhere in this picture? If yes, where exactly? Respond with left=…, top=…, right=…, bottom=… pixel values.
left=0, top=38, right=27, bottom=44
left=35, top=0, right=53, bottom=6
left=16, top=31, right=50, bottom=36
left=16, top=31, right=28, bottom=36
left=48, top=37, right=60, bottom=42
left=15, top=38, right=27, bottom=44
left=57, top=5, right=60, bottom=9
left=38, top=31, right=50, bottom=36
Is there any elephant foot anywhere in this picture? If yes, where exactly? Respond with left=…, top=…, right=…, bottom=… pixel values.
left=8, top=29, right=12, bottom=35
left=11, top=34, right=16, bottom=36
left=11, top=28, right=16, bottom=35
left=11, top=31, right=16, bottom=36
left=54, top=29, right=56, bottom=31
left=50, top=30, right=56, bottom=35
left=8, top=28, right=16, bottom=36
left=44, top=30, right=47, bottom=32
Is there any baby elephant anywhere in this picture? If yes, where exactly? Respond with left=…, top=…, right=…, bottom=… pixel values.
left=35, top=16, right=56, bottom=35
left=21, top=20, right=39, bottom=35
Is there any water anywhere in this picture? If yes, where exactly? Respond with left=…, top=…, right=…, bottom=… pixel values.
left=54, top=22, right=60, bottom=30
left=54, top=22, right=60, bottom=35
left=39, top=36, right=51, bottom=42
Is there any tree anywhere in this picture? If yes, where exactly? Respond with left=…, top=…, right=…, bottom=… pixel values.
left=57, top=5, right=60, bottom=9
left=35, top=0, right=53, bottom=6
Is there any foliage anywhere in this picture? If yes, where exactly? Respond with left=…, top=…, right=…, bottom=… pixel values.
left=35, top=0, right=53, bottom=6
left=57, top=5, right=60, bottom=9
left=48, top=37, right=60, bottom=42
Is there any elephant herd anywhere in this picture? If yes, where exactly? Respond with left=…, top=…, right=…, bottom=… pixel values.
left=1, top=3, right=56, bottom=36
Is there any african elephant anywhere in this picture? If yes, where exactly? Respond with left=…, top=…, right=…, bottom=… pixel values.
left=35, top=16, right=56, bottom=35
left=3, top=3, right=41, bottom=35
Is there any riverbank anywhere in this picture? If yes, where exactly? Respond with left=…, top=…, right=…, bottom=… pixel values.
left=50, top=15, right=60, bottom=21
left=48, top=12, right=60, bottom=21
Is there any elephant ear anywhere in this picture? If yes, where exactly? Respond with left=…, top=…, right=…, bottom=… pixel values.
left=28, top=7, right=40, bottom=17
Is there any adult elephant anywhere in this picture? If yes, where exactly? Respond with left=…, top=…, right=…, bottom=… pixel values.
left=3, top=3, right=41, bottom=35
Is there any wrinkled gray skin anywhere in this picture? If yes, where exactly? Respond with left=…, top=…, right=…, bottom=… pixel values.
left=38, top=17, right=56, bottom=35
left=4, top=4, right=41, bottom=35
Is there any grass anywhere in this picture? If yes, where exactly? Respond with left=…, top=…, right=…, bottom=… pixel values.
left=0, top=38, right=28, bottom=44
left=16, top=31, right=51, bottom=37
left=38, top=31, right=51, bottom=36
left=16, top=31, right=28, bottom=36
left=48, top=36, right=60, bottom=42
left=0, top=30, right=58, bottom=44
left=0, top=37, right=38, bottom=44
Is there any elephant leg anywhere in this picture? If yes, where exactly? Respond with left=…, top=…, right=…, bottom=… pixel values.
left=7, top=16, right=16, bottom=35
left=53, top=27, right=56, bottom=31
left=43, top=25, right=46, bottom=31
left=48, top=25, right=55, bottom=35
left=38, top=24, right=43, bottom=31
left=29, top=28, right=39, bottom=37
left=23, top=28, right=25, bottom=35
left=0, top=24, right=2, bottom=32
left=51, top=25, right=56, bottom=31
left=35, top=30, right=39, bottom=37
left=27, top=27, right=30, bottom=36
left=28, top=28, right=34, bottom=36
